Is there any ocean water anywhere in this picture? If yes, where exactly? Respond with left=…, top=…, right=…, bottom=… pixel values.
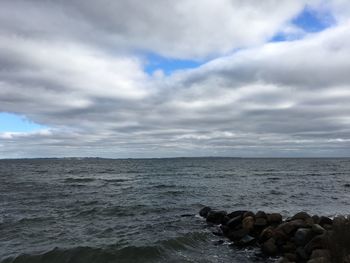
left=1, top=158, right=350, bottom=263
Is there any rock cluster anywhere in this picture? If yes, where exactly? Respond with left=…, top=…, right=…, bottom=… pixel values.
left=199, top=207, right=343, bottom=263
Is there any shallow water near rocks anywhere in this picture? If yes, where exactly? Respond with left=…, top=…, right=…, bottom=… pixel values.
left=1, top=158, right=350, bottom=262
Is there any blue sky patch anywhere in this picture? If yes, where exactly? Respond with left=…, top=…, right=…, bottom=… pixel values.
left=144, top=53, right=203, bottom=75
left=0, top=112, right=45, bottom=133
left=292, top=7, right=335, bottom=33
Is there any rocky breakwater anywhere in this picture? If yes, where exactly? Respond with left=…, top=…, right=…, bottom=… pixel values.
left=199, top=207, right=350, bottom=263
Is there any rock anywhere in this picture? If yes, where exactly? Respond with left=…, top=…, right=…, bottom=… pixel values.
left=212, top=226, right=224, bottom=236
left=256, top=211, right=267, bottom=219
left=268, top=213, right=283, bottom=224
left=227, top=210, right=247, bottom=218
left=307, top=257, right=329, bottom=263
left=322, top=224, right=332, bottom=230
left=272, top=229, right=290, bottom=243
left=255, top=217, right=268, bottom=227
left=206, top=210, right=227, bottom=224
left=283, top=253, right=298, bottom=262
left=304, top=234, right=328, bottom=254
left=294, top=228, right=314, bottom=246
left=277, top=219, right=306, bottom=235
left=221, top=215, right=230, bottom=225
left=259, top=226, right=274, bottom=242
left=220, top=225, right=230, bottom=236
left=227, top=215, right=242, bottom=229
left=199, top=206, right=212, bottom=218
left=262, top=238, right=278, bottom=256
left=296, top=247, right=308, bottom=260
left=277, top=257, right=293, bottom=263
left=319, top=216, right=332, bottom=226
left=311, top=224, right=325, bottom=235
left=242, top=216, right=255, bottom=232
left=236, top=234, right=255, bottom=246
left=310, top=249, right=330, bottom=259
left=228, top=228, right=248, bottom=241
left=243, top=211, right=255, bottom=218
left=333, top=215, right=346, bottom=226
left=312, top=215, right=320, bottom=224
left=282, top=242, right=297, bottom=253
left=292, top=211, right=312, bottom=221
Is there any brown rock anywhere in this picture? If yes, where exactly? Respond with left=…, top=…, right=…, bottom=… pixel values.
left=256, top=211, right=267, bottom=219
left=227, top=215, right=242, bottom=229
left=310, top=249, right=330, bottom=259
left=312, top=215, right=320, bottom=224
left=292, top=211, right=311, bottom=221
left=294, top=228, right=314, bottom=246
left=243, top=211, right=255, bottom=218
left=260, top=226, right=274, bottom=242
left=307, top=257, right=329, bottom=263
left=282, top=241, right=297, bottom=253
left=311, top=224, right=325, bottom=235
left=272, top=229, right=290, bottom=243
left=304, top=234, right=328, bottom=254
left=255, top=217, right=268, bottom=227
left=262, top=238, right=278, bottom=256
left=206, top=210, right=227, bottom=224
left=276, top=219, right=306, bottom=235
left=268, top=213, right=283, bottom=224
left=227, top=210, right=247, bottom=218
left=319, top=216, right=332, bottom=226
left=284, top=252, right=298, bottom=261
left=242, top=216, right=255, bottom=232
left=228, top=228, right=248, bottom=241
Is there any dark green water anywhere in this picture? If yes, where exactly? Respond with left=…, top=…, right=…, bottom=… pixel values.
left=1, top=158, right=350, bottom=262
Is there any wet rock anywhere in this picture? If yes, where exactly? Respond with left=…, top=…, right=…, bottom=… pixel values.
left=259, top=226, right=274, bottom=242
left=319, top=216, right=332, bottom=226
left=242, top=216, right=255, bottom=232
left=268, top=213, right=283, bottom=224
left=220, top=225, right=230, bottom=236
left=256, top=211, right=267, bottom=219
left=277, top=257, right=293, bottom=263
left=213, top=239, right=224, bottom=246
left=237, top=234, right=255, bottom=246
left=206, top=210, right=227, bottom=224
left=243, top=211, right=255, bottom=218
left=221, top=215, right=230, bottom=225
left=212, top=226, right=224, bottom=236
left=262, top=238, right=278, bottom=256
left=312, top=215, right=320, bottom=225
left=283, top=252, right=298, bottom=262
left=272, top=229, right=290, bottom=243
left=227, top=228, right=248, bottom=241
left=304, top=234, right=327, bottom=254
left=255, top=217, right=268, bottom=227
left=227, top=215, right=242, bottom=229
left=296, top=247, right=308, bottom=260
left=292, top=212, right=311, bottom=221
left=294, top=228, right=314, bottom=246
left=282, top=242, right=297, bottom=253
left=310, top=249, right=330, bottom=259
left=333, top=215, right=346, bottom=226
left=199, top=206, right=212, bottom=218
left=307, top=257, right=329, bottom=263
left=227, top=210, right=247, bottom=218
left=311, top=224, right=325, bottom=235
left=277, top=219, right=306, bottom=235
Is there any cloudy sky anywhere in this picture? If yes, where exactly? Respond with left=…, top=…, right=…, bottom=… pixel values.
left=1, top=0, right=350, bottom=158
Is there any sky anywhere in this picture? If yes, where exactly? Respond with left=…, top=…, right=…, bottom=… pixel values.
left=1, top=0, right=350, bottom=158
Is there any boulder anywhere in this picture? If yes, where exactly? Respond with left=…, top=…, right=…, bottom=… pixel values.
left=307, top=257, right=329, bottom=263
left=319, top=216, right=332, bottom=226
left=262, top=238, right=278, bottom=256
left=228, top=228, right=248, bottom=241
left=227, top=215, right=242, bottom=229
left=199, top=206, right=212, bottom=218
left=242, top=216, right=255, bottom=232
left=277, top=219, right=306, bottom=235
left=304, top=234, right=328, bottom=254
left=296, top=247, right=308, bottom=260
left=220, top=225, right=230, bottom=236
left=206, top=210, right=227, bottom=224
left=243, top=211, right=255, bottom=218
left=281, top=241, right=297, bottom=253
left=236, top=234, right=255, bottom=246
left=311, top=224, right=325, bottom=235
left=272, top=229, right=290, bottom=243
left=283, top=252, right=298, bottom=262
left=292, top=212, right=311, bottom=221
left=256, top=211, right=267, bottom=219
left=310, top=249, right=330, bottom=259
left=227, top=210, right=247, bottom=218
left=259, top=226, right=274, bottom=242
left=255, top=217, right=268, bottom=227
left=312, top=215, right=320, bottom=224
left=333, top=215, right=346, bottom=226
left=294, top=228, right=314, bottom=246
left=268, top=213, right=283, bottom=224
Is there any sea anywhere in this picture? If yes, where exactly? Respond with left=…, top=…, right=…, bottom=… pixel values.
left=1, top=158, right=350, bottom=263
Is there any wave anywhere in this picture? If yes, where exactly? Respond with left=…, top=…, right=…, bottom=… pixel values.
left=64, top=178, right=95, bottom=183
left=1, top=232, right=209, bottom=263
